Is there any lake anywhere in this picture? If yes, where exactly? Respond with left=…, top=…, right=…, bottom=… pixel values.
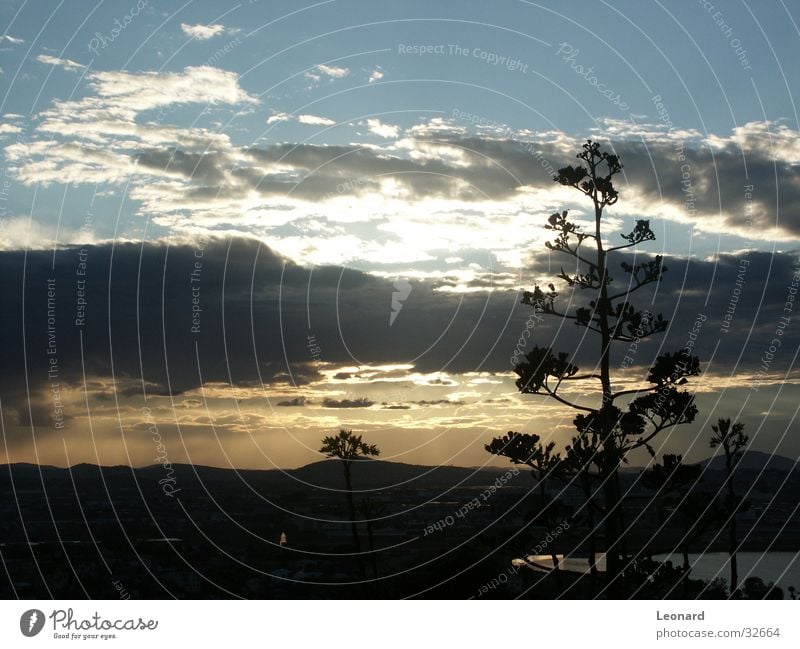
left=522, top=552, right=800, bottom=592
left=653, top=552, right=800, bottom=592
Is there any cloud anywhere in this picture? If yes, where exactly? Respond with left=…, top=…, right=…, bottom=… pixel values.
left=84, top=65, right=257, bottom=111
left=321, top=397, right=375, bottom=408
left=180, top=23, right=226, bottom=40
left=266, top=112, right=336, bottom=127
left=1, top=35, right=24, bottom=44
left=316, top=64, right=348, bottom=78
left=368, top=67, right=384, bottom=83
left=4, top=238, right=796, bottom=397
left=304, top=63, right=349, bottom=83
left=8, top=94, right=800, bottom=274
left=0, top=239, right=324, bottom=437
left=276, top=396, right=309, bottom=407
left=0, top=216, right=83, bottom=250
left=366, top=118, right=399, bottom=138
left=297, top=114, right=336, bottom=126
left=266, top=111, right=291, bottom=124
left=2, top=238, right=799, bottom=464
left=0, top=123, right=21, bottom=135
left=36, top=54, right=85, bottom=71
left=5, top=65, right=255, bottom=189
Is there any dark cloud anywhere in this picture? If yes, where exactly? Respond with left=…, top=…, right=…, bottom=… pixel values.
left=239, top=138, right=551, bottom=202
left=414, top=131, right=800, bottom=236
left=321, top=397, right=375, bottom=408
left=122, top=127, right=800, bottom=238
left=13, top=112, right=800, bottom=241
left=520, top=248, right=800, bottom=380
left=599, top=137, right=799, bottom=236
left=1, top=237, right=798, bottom=448
left=135, top=149, right=229, bottom=184
left=276, top=396, right=308, bottom=407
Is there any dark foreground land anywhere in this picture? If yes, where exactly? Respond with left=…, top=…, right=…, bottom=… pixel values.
left=1, top=453, right=798, bottom=599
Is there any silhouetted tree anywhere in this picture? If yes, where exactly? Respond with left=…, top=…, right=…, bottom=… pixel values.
left=486, top=431, right=565, bottom=588
left=502, top=141, right=700, bottom=597
left=319, top=429, right=380, bottom=581
left=641, top=454, right=723, bottom=596
left=358, top=497, right=388, bottom=579
left=709, top=418, right=749, bottom=592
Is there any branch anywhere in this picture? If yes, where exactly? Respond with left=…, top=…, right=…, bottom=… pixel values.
left=610, top=386, right=658, bottom=401
left=609, top=256, right=667, bottom=302
left=560, top=373, right=603, bottom=381
left=608, top=279, right=659, bottom=302
left=624, top=422, right=670, bottom=454
left=554, top=372, right=603, bottom=395
left=542, top=382, right=595, bottom=412
left=607, top=241, right=639, bottom=252
left=546, top=240, right=595, bottom=266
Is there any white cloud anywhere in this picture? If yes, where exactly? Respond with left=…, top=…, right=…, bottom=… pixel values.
left=0, top=216, right=98, bottom=250
left=705, top=119, right=800, bottom=161
left=297, top=114, right=335, bottom=126
left=86, top=65, right=257, bottom=112
left=317, top=64, right=348, bottom=78
left=5, top=65, right=255, bottom=189
left=304, top=63, right=349, bottom=83
left=266, top=112, right=335, bottom=126
left=266, top=112, right=291, bottom=124
left=404, top=117, right=467, bottom=138
left=0, top=123, right=22, bottom=135
left=36, top=54, right=85, bottom=72
left=366, top=118, right=399, bottom=138
left=1, top=35, right=24, bottom=44
left=9, top=80, right=800, bottom=275
left=180, top=23, right=226, bottom=40
left=368, top=67, right=384, bottom=83
left=592, top=116, right=702, bottom=142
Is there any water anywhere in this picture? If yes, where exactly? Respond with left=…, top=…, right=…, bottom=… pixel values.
left=653, top=552, right=800, bottom=592
left=522, top=554, right=606, bottom=573
left=523, top=552, right=800, bottom=591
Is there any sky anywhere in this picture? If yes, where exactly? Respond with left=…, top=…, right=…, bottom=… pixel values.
left=1, top=0, right=799, bottom=469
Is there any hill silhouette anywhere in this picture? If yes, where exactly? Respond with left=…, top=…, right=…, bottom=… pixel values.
left=0, top=458, right=529, bottom=492
left=700, top=450, right=798, bottom=472
left=2, top=451, right=797, bottom=494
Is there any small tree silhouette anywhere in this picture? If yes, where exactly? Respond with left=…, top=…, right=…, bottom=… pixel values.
left=358, top=497, right=388, bottom=579
left=709, top=418, right=749, bottom=592
left=562, top=432, right=604, bottom=594
left=486, top=431, right=566, bottom=588
left=641, top=454, right=723, bottom=596
left=319, top=429, right=380, bottom=581
left=496, top=141, right=701, bottom=597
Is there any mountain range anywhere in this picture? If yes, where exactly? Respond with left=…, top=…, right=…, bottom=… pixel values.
left=1, top=451, right=797, bottom=492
